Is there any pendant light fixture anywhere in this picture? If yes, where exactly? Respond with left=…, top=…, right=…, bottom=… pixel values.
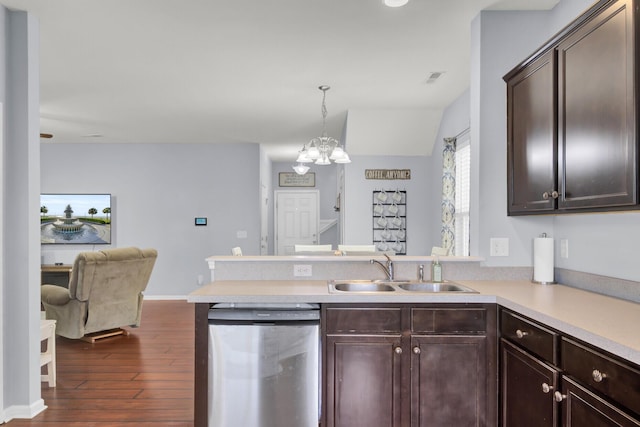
left=292, top=85, right=351, bottom=175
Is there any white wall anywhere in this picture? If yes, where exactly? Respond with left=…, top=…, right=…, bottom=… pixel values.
left=41, top=142, right=262, bottom=296
left=346, top=109, right=442, bottom=157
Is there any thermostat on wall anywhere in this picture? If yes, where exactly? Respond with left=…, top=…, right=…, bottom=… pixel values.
left=194, top=217, right=207, bottom=226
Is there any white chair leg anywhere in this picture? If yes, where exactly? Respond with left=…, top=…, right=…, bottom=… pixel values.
left=40, top=319, right=57, bottom=387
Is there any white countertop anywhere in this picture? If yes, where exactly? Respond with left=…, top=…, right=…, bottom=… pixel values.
left=188, top=279, right=640, bottom=365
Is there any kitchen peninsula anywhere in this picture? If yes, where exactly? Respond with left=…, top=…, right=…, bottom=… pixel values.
left=188, top=256, right=640, bottom=426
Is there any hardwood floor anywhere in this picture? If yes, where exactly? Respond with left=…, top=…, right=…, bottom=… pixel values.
left=8, top=300, right=195, bottom=426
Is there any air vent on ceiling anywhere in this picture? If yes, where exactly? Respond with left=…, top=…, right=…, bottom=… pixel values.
left=425, top=71, right=445, bottom=84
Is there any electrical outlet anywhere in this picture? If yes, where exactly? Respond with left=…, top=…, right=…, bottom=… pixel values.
left=560, top=239, right=569, bottom=258
left=293, top=264, right=312, bottom=277
left=197, top=274, right=204, bottom=286
left=490, top=238, right=509, bottom=257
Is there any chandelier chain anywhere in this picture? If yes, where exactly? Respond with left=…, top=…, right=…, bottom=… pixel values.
left=292, top=84, right=351, bottom=174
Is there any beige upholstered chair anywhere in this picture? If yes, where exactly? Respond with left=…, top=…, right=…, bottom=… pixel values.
left=41, top=247, right=157, bottom=340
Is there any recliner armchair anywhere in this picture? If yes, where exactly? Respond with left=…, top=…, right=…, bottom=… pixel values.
left=41, top=247, right=157, bottom=340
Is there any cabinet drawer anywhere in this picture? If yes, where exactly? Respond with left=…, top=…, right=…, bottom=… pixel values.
left=561, top=337, right=640, bottom=416
left=412, top=307, right=486, bottom=334
left=324, top=306, right=402, bottom=334
left=500, top=310, right=559, bottom=364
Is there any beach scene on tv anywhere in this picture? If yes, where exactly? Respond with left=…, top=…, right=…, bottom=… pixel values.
left=40, top=194, right=111, bottom=244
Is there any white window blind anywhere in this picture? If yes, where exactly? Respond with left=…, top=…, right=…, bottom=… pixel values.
left=454, top=134, right=470, bottom=256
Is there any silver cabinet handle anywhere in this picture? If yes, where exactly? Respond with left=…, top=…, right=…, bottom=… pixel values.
left=542, top=191, right=559, bottom=200
left=413, top=346, right=421, bottom=354
left=592, top=369, right=607, bottom=383
left=394, top=347, right=402, bottom=354
left=554, top=391, right=566, bottom=402
left=541, top=383, right=554, bottom=394
left=516, top=329, right=529, bottom=339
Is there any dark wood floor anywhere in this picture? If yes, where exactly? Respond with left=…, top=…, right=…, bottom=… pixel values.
left=8, top=300, right=195, bottom=426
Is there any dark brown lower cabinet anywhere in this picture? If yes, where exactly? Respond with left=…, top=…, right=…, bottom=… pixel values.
left=558, top=376, right=640, bottom=427
left=499, top=308, right=640, bottom=427
left=500, top=339, right=559, bottom=427
left=323, top=304, right=497, bottom=427
left=412, top=335, right=488, bottom=426
left=325, top=334, right=402, bottom=427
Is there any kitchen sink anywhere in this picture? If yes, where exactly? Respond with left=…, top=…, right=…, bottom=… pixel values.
left=396, top=282, right=475, bottom=292
left=328, top=280, right=477, bottom=294
left=331, top=281, right=396, bottom=293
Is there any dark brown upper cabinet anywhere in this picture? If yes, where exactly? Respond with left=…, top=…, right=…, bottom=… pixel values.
left=504, top=0, right=637, bottom=215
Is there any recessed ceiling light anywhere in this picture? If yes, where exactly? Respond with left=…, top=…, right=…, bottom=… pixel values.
left=384, top=0, right=409, bottom=7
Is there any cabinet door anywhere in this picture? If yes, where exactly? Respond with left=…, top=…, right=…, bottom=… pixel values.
left=325, top=334, right=403, bottom=427
left=411, top=334, right=487, bottom=426
left=557, top=0, right=636, bottom=210
left=501, top=339, right=559, bottom=427
left=506, top=49, right=557, bottom=215
left=560, top=376, right=640, bottom=427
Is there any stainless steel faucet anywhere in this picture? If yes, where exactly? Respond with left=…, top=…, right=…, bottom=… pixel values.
left=370, top=253, right=394, bottom=280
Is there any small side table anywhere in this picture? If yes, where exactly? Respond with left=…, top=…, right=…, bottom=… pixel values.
left=40, top=319, right=56, bottom=387
left=41, top=264, right=72, bottom=287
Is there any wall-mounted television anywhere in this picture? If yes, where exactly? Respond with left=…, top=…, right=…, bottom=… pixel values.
left=40, top=194, right=112, bottom=244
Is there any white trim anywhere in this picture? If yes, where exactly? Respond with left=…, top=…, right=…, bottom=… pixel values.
left=3, top=399, right=47, bottom=423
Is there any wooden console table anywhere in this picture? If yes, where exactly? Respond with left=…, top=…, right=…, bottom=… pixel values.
left=41, top=264, right=72, bottom=287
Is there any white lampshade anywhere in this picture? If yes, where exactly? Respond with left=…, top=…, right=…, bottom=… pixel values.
left=296, top=149, right=312, bottom=163
left=307, top=143, right=320, bottom=159
left=384, top=0, right=409, bottom=7
left=329, top=146, right=345, bottom=160
left=292, top=163, right=310, bottom=175
left=334, top=152, right=351, bottom=164
left=315, top=153, right=331, bottom=165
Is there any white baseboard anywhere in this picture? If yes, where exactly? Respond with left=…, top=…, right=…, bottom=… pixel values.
left=3, top=399, right=47, bottom=423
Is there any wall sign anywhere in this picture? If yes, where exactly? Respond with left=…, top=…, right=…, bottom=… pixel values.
left=279, top=172, right=316, bottom=187
left=365, top=169, right=411, bottom=180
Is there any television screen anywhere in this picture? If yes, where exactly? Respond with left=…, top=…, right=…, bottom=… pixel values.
left=40, top=194, right=111, bottom=244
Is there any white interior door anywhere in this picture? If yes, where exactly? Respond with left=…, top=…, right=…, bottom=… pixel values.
left=275, top=190, right=319, bottom=255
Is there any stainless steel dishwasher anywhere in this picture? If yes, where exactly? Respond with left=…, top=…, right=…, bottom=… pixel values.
left=208, top=303, right=320, bottom=427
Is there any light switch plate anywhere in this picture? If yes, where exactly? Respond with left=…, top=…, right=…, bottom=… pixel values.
left=490, top=238, right=509, bottom=257
left=560, top=239, right=569, bottom=258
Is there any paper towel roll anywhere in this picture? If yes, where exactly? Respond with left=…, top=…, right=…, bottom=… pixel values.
left=533, top=237, right=555, bottom=284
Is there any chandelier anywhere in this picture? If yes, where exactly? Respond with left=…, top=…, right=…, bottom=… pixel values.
left=292, top=85, right=351, bottom=175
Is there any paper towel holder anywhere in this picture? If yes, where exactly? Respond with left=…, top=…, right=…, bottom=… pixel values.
left=532, top=232, right=557, bottom=285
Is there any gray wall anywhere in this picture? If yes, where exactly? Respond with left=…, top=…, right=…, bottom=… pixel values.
left=343, top=154, right=432, bottom=255
left=41, top=143, right=262, bottom=296
left=1, top=7, right=43, bottom=418
left=429, top=89, right=471, bottom=251
left=463, top=0, right=640, bottom=282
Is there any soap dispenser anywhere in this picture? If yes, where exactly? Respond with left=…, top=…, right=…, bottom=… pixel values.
left=431, top=256, right=443, bottom=283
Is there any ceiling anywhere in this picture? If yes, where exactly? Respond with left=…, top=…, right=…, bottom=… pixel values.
left=2, top=0, right=558, bottom=161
